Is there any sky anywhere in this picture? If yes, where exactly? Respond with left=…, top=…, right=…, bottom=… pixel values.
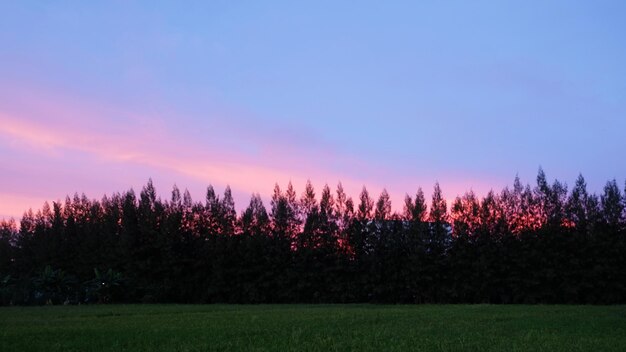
left=1, top=1, right=625, bottom=220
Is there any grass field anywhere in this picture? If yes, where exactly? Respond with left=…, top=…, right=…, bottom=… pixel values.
left=1, top=304, right=625, bottom=351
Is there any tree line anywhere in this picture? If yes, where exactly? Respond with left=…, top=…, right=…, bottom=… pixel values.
left=1, top=169, right=625, bottom=305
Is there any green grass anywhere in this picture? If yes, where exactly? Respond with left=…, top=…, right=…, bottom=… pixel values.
left=1, top=304, right=625, bottom=351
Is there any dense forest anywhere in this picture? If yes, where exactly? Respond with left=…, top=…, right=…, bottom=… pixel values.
left=1, top=169, right=625, bottom=305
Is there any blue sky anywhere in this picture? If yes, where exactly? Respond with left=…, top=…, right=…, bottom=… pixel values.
left=1, top=1, right=625, bottom=218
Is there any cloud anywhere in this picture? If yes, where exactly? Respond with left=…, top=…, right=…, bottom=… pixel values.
left=0, top=84, right=511, bottom=219
left=0, top=89, right=383, bottom=211
left=0, top=193, right=49, bottom=220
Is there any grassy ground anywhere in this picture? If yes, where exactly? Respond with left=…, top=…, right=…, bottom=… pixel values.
left=1, top=304, right=625, bottom=351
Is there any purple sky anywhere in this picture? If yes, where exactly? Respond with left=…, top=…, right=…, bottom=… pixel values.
left=1, top=1, right=625, bottom=219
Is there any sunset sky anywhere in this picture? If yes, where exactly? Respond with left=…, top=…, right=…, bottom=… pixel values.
left=1, top=1, right=625, bottom=220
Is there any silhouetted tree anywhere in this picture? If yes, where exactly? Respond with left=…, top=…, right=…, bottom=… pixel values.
left=375, top=189, right=392, bottom=221
left=429, top=182, right=449, bottom=250
left=2, top=171, right=626, bottom=305
left=601, top=180, right=623, bottom=231
left=566, top=174, right=589, bottom=233
left=221, top=186, right=237, bottom=236
left=0, top=219, right=16, bottom=275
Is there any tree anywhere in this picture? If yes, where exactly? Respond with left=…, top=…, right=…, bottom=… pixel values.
left=548, top=179, right=568, bottom=228
left=357, top=187, right=373, bottom=221
left=451, top=191, right=480, bottom=239
left=532, top=168, right=568, bottom=229
left=5, top=172, right=626, bottom=305
left=204, top=185, right=221, bottom=236
left=31, top=265, right=76, bottom=305
left=601, top=180, right=623, bottom=230
left=501, top=176, right=524, bottom=233
left=240, top=194, right=270, bottom=236
left=374, top=189, right=392, bottom=221
left=319, top=184, right=334, bottom=221
left=300, top=180, right=317, bottom=221
left=404, top=188, right=427, bottom=222
left=429, top=182, right=449, bottom=249
left=0, top=219, right=16, bottom=275
left=623, top=180, right=626, bottom=227
left=221, top=186, right=237, bottom=236
left=335, top=182, right=347, bottom=223
left=566, top=174, right=589, bottom=233
left=335, top=183, right=354, bottom=241
left=478, top=190, right=507, bottom=238
left=270, top=184, right=300, bottom=242
left=403, top=194, right=415, bottom=221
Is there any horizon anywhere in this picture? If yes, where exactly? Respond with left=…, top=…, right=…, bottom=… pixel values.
left=1, top=169, right=621, bottom=223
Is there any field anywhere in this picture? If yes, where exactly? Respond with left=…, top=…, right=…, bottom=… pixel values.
left=1, top=305, right=626, bottom=351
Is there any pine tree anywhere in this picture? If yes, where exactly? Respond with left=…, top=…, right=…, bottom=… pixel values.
left=270, top=183, right=300, bottom=242
left=0, top=219, right=17, bottom=275
left=335, top=182, right=347, bottom=221
left=241, top=193, right=270, bottom=236
left=451, top=191, right=480, bottom=238
left=300, top=180, right=318, bottom=221
left=534, top=167, right=550, bottom=227
left=319, top=184, right=334, bottom=221
left=375, top=189, right=392, bottom=221
left=566, top=174, right=589, bottom=232
left=501, top=175, right=524, bottom=233
left=403, top=194, right=415, bottom=221
left=478, top=190, right=506, bottom=238
left=357, top=186, right=373, bottom=221
left=221, top=186, right=237, bottom=236
left=170, top=185, right=182, bottom=210
left=414, top=188, right=427, bottom=221
left=205, top=185, right=221, bottom=236
left=601, top=180, right=623, bottom=230
left=335, top=183, right=354, bottom=237
left=429, top=182, right=449, bottom=250
left=623, top=180, right=626, bottom=227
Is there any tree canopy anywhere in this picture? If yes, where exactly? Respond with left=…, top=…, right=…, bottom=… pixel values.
left=1, top=170, right=625, bottom=305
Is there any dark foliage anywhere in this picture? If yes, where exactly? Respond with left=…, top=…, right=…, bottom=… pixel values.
left=1, top=171, right=625, bottom=305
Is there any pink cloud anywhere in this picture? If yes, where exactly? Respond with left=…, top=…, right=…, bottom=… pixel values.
left=0, top=193, right=50, bottom=220
left=0, top=84, right=513, bottom=219
left=0, top=91, right=383, bottom=214
left=0, top=111, right=372, bottom=191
